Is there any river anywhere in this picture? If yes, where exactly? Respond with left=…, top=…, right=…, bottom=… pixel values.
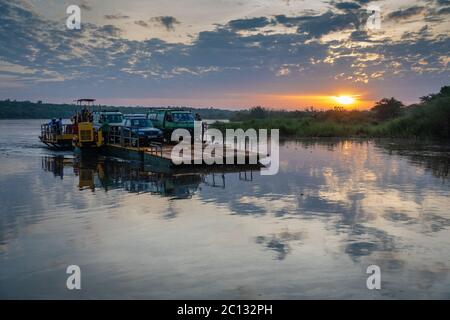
left=0, top=119, right=449, bottom=299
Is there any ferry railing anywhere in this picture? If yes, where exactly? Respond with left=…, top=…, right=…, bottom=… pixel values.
left=123, top=127, right=140, bottom=149
left=147, top=142, right=163, bottom=157
left=41, top=124, right=54, bottom=141
left=108, top=126, right=163, bottom=155
left=41, top=123, right=73, bottom=141
left=108, top=126, right=139, bottom=148
left=108, top=126, right=121, bottom=144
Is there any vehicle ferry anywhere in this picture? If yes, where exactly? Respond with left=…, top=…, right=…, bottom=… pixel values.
left=39, top=99, right=265, bottom=170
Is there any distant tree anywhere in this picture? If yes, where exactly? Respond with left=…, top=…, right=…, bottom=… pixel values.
left=440, top=86, right=450, bottom=97
left=371, top=97, right=404, bottom=121
left=249, top=106, right=267, bottom=119
left=420, top=86, right=450, bottom=103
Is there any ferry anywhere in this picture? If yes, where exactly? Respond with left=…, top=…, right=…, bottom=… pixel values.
left=39, top=121, right=74, bottom=150
left=39, top=99, right=265, bottom=171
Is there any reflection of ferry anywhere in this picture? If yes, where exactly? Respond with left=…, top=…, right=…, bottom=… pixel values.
left=42, top=156, right=259, bottom=199
left=42, top=156, right=203, bottom=198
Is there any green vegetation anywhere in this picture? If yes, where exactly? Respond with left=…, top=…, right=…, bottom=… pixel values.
left=372, top=96, right=450, bottom=139
left=213, top=86, right=450, bottom=140
left=0, top=100, right=234, bottom=120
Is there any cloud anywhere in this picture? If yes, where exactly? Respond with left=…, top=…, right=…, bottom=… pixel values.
left=79, top=1, right=92, bottom=11
left=274, top=10, right=366, bottom=39
left=0, top=0, right=448, bottom=103
left=96, top=24, right=122, bottom=37
left=334, top=2, right=361, bottom=11
left=350, top=30, right=370, bottom=41
left=274, top=14, right=310, bottom=27
left=298, top=11, right=363, bottom=38
left=134, top=20, right=149, bottom=28
left=401, top=25, right=432, bottom=39
left=104, top=14, right=130, bottom=20
left=437, top=6, right=450, bottom=14
left=386, top=6, right=425, bottom=21
left=227, top=17, right=272, bottom=30
left=151, top=16, right=181, bottom=31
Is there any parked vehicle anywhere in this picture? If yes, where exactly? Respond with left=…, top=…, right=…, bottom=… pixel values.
left=93, top=111, right=123, bottom=127
left=147, top=109, right=195, bottom=141
left=123, top=113, right=147, bottom=121
left=121, top=116, right=163, bottom=146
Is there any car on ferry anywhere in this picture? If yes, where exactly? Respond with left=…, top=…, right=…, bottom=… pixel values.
left=147, top=109, right=196, bottom=141
left=121, top=115, right=163, bottom=146
left=92, top=111, right=124, bottom=127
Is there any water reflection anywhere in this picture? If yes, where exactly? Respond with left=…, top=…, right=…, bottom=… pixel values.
left=41, top=155, right=263, bottom=201
left=373, top=140, right=450, bottom=180
left=255, top=231, right=305, bottom=260
left=42, top=156, right=209, bottom=199
left=2, top=122, right=450, bottom=299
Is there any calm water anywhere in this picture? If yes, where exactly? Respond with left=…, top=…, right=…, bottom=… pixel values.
left=0, top=119, right=449, bottom=299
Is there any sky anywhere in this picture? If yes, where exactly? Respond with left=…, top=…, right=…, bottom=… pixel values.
left=0, top=0, right=448, bottom=109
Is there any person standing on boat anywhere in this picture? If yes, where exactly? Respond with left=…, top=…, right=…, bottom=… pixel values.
left=49, top=118, right=56, bottom=133
left=56, top=118, right=63, bottom=135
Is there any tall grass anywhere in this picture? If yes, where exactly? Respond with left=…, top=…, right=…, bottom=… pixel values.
left=213, top=97, right=450, bottom=139
left=213, top=117, right=373, bottom=137
left=371, top=97, right=450, bottom=139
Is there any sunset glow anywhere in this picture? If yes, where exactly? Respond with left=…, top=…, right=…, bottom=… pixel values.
left=0, top=0, right=448, bottom=108
left=332, top=95, right=357, bottom=106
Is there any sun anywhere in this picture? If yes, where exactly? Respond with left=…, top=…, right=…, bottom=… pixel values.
left=333, top=95, right=356, bottom=105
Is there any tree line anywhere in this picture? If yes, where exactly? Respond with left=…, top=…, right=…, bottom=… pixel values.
left=0, top=101, right=235, bottom=120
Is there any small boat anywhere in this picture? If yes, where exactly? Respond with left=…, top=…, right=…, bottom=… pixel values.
left=39, top=122, right=74, bottom=150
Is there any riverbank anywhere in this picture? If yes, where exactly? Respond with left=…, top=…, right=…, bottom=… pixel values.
left=213, top=96, right=450, bottom=140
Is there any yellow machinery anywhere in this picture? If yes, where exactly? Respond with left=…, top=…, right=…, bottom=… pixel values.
left=72, top=99, right=104, bottom=151
left=73, top=122, right=103, bottom=149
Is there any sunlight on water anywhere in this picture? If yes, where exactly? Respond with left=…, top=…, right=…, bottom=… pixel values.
left=0, top=120, right=449, bottom=299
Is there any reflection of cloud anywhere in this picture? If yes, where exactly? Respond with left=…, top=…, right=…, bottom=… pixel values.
left=344, top=224, right=396, bottom=261
left=374, top=140, right=450, bottom=180
left=2, top=137, right=450, bottom=298
left=256, top=231, right=304, bottom=260
left=383, top=211, right=415, bottom=224
left=199, top=139, right=450, bottom=277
